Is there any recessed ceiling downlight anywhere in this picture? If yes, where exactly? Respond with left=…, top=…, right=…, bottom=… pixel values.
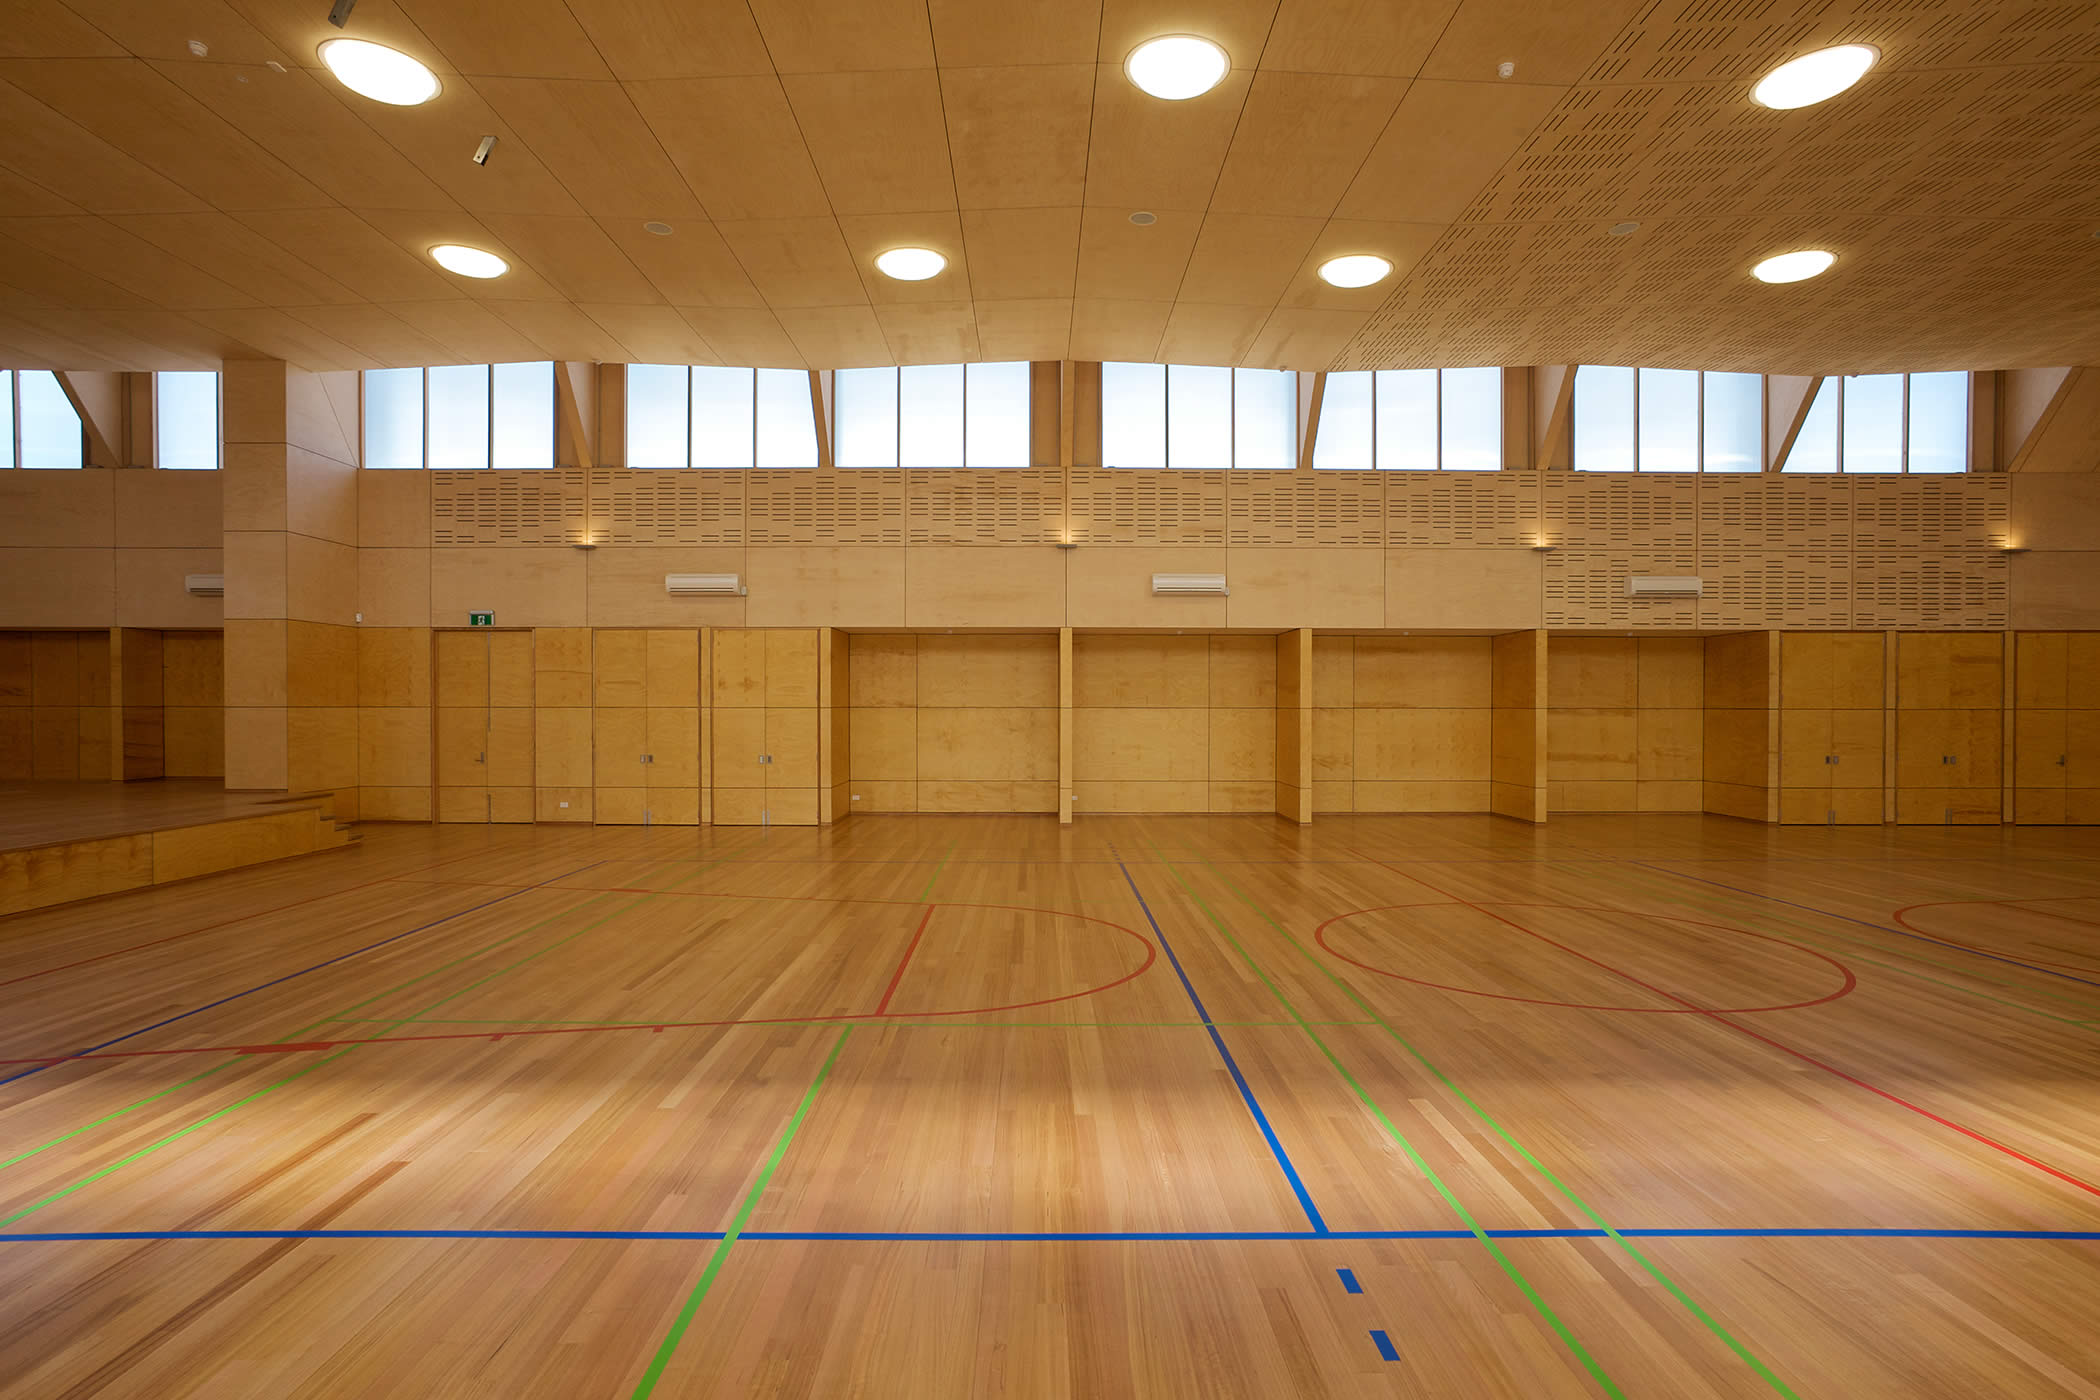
left=319, top=38, right=440, bottom=106
left=1752, top=44, right=1877, bottom=109
left=875, top=247, right=946, bottom=281
left=430, top=244, right=507, bottom=278
left=1317, top=254, right=1393, bottom=288
left=1752, top=248, right=1835, bottom=284
left=1126, top=35, right=1228, bottom=100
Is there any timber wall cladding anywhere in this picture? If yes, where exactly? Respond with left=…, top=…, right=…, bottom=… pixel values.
left=1071, top=634, right=1275, bottom=815
left=1311, top=636, right=1495, bottom=813
left=395, top=470, right=2012, bottom=630
left=1547, top=637, right=1704, bottom=814
left=2013, top=633, right=2100, bottom=825
left=847, top=633, right=1059, bottom=814
left=0, top=632, right=111, bottom=780
left=1778, top=633, right=1889, bottom=826
left=1895, top=632, right=2006, bottom=825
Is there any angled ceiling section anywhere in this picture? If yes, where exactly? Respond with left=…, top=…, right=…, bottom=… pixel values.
left=0, top=0, right=2089, bottom=373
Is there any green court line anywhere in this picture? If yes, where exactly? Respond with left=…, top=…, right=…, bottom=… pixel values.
left=919, top=843, right=955, bottom=902
left=630, top=1026, right=852, bottom=1399
left=1180, top=851, right=1802, bottom=1400
left=1555, top=861, right=2100, bottom=1030
left=1138, top=846, right=1627, bottom=1400
left=0, top=845, right=755, bottom=1199
left=0, top=1050, right=354, bottom=1229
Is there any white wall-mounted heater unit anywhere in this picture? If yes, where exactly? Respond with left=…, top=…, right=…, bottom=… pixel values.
left=183, top=573, right=225, bottom=597
left=1626, top=575, right=1703, bottom=597
left=665, top=573, right=746, bottom=596
left=1152, top=573, right=1229, bottom=596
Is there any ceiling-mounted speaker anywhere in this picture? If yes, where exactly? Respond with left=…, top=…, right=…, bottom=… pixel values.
left=184, top=573, right=225, bottom=597
left=1152, top=573, right=1229, bottom=596
left=665, top=573, right=746, bottom=596
left=1626, top=575, right=1702, bottom=597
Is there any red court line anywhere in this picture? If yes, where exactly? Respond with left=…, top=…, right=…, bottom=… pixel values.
left=1892, top=899, right=2100, bottom=976
left=874, top=905, right=936, bottom=1016
left=0, top=843, right=549, bottom=991
left=0, top=896, right=1159, bottom=1070
left=1343, top=846, right=2100, bottom=1205
left=1317, top=902, right=1857, bottom=1015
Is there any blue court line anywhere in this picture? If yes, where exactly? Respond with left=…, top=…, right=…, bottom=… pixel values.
left=3, top=1227, right=2099, bottom=1245
left=1635, top=862, right=2100, bottom=991
left=1370, top=1329, right=1401, bottom=1361
left=1337, top=1267, right=1362, bottom=1293
left=0, top=861, right=604, bottom=1090
left=1111, top=848, right=1329, bottom=1235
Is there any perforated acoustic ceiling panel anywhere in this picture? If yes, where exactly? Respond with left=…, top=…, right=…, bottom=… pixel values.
left=2, top=0, right=2094, bottom=374
left=1341, top=0, right=2100, bottom=374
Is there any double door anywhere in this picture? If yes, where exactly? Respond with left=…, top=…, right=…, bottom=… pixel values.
left=711, top=629, right=818, bottom=826
left=1894, top=633, right=2003, bottom=824
left=593, top=630, right=700, bottom=825
left=2013, top=632, right=2100, bottom=824
left=436, top=630, right=533, bottom=822
left=1777, top=633, right=1885, bottom=824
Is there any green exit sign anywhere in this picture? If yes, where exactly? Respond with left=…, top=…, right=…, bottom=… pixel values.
left=468, top=611, right=494, bottom=627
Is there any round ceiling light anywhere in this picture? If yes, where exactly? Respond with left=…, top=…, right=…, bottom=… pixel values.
left=1751, top=248, right=1836, bottom=284
left=318, top=38, right=440, bottom=106
left=875, top=247, right=946, bottom=281
left=1752, top=44, right=1877, bottom=109
left=643, top=221, right=674, bottom=236
left=430, top=244, right=508, bottom=278
left=1129, top=211, right=1157, bottom=226
left=1317, top=254, right=1393, bottom=288
left=1126, top=35, right=1229, bottom=100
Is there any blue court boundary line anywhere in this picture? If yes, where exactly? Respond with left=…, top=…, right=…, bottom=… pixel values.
left=1635, top=861, right=2100, bottom=991
left=1111, top=847, right=1329, bottom=1235
left=0, top=861, right=604, bottom=1090
left=2, top=1227, right=2097, bottom=1245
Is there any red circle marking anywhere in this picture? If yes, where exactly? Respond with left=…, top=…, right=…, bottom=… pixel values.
left=1315, top=902, right=1856, bottom=1014
left=1891, top=899, right=2100, bottom=976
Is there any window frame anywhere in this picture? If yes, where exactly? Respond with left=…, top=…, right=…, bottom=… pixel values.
left=1784, top=372, right=1971, bottom=474
left=6, top=370, right=88, bottom=470
left=623, top=365, right=822, bottom=470
left=1102, top=362, right=1299, bottom=470
left=832, top=362, right=1033, bottom=470
left=1573, top=366, right=1766, bottom=474
left=152, top=370, right=222, bottom=470
left=358, top=361, right=557, bottom=470
left=1314, top=367, right=1503, bottom=471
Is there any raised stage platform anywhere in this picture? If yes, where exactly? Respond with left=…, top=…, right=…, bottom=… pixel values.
left=0, top=781, right=355, bottom=917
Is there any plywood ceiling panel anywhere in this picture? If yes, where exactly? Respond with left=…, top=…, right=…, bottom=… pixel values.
left=0, top=0, right=2094, bottom=372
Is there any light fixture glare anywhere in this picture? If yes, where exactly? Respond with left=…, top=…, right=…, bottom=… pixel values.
left=1126, top=35, right=1229, bottom=100
left=319, top=37, right=440, bottom=106
left=875, top=247, right=946, bottom=281
left=430, top=244, right=508, bottom=279
left=1317, top=254, right=1393, bottom=289
left=1752, top=44, right=1877, bottom=109
left=1751, top=248, right=1836, bottom=284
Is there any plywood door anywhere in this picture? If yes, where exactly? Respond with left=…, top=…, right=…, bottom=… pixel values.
left=646, top=630, right=701, bottom=826
left=594, top=630, right=649, bottom=825
left=711, top=629, right=819, bottom=826
left=438, top=632, right=533, bottom=823
left=1778, top=634, right=1885, bottom=825
left=1895, top=633, right=2002, bottom=824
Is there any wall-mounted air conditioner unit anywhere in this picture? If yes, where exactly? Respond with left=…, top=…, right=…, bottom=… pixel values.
left=1626, top=575, right=1702, bottom=597
left=1152, top=573, right=1229, bottom=596
left=184, top=573, right=225, bottom=597
left=665, top=573, right=746, bottom=596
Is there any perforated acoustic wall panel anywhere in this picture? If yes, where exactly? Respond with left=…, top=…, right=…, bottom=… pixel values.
left=1227, top=473, right=1384, bottom=547
left=1385, top=474, right=1540, bottom=548
left=907, top=469, right=1063, bottom=546
left=588, top=468, right=744, bottom=547
left=430, top=469, right=586, bottom=547
left=743, top=471, right=909, bottom=547
left=1066, top=471, right=1229, bottom=546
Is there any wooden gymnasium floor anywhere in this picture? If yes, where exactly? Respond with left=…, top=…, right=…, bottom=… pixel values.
left=4, top=815, right=2100, bottom=1399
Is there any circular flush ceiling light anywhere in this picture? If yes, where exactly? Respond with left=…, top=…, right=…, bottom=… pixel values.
left=1126, top=35, right=1228, bottom=100
left=1317, top=254, right=1393, bottom=288
left=430, top=244, right=507, bottom=278
left=1751, top=248, right=1835, bottom=284
left=875, top=247, right=946, bottom=281
left=319, top=38, right=440, bottom=106
left=1752, top=44, right=1877, bottom=109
